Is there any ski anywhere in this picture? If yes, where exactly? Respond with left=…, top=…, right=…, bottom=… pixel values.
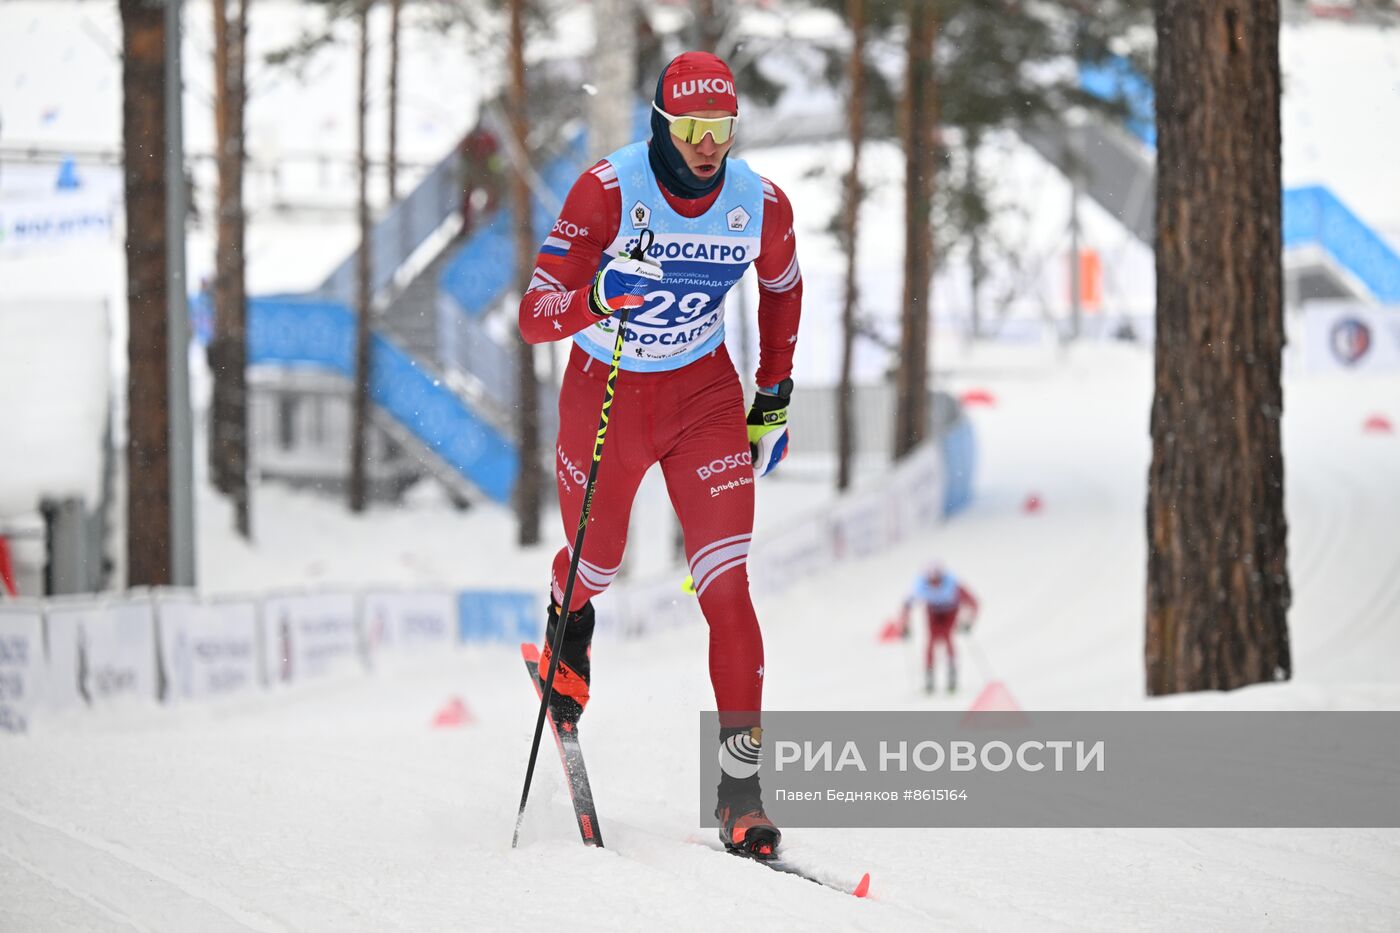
left=521, top=643, right=604, bottom=847
left=729, top=849, right=872, bottom=898
left=522, top=645, right=868, bottom=897
left=690, top=837, right=872, bottom=898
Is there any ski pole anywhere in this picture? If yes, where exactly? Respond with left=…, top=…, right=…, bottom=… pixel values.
left=513, top=229, right=655, bottom=848
left=964, top=629, right=997, bottom=683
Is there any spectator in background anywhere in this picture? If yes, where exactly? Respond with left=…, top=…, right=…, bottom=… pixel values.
left=901, top=562, right=979, bottom=693
left=458, top=124, right=503, bottom=237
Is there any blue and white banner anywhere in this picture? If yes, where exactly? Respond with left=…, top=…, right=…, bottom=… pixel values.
left=0, top=604, right=45, bottom=732
left=156, top=593, right=260, bottom=702
left=0, top=193, right=118, bottom=254
left=262, top=591, right=362, bottom=685
left=363, top=590, right=456, bottom=660
left=457, top=591, right=540, bottom=644
left=1301, top=302, right=1400, bottom=373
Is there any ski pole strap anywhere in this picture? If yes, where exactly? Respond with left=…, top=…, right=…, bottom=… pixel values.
left=627, top=226, right=655, bottom=263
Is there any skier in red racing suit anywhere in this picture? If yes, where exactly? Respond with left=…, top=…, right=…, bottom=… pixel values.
left=518, top=51, right=802, bottom=859
left=901, top=563, right=979, bottom=694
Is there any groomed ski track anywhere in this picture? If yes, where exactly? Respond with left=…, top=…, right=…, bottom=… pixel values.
left=3, top=345, right=1398, bottom=931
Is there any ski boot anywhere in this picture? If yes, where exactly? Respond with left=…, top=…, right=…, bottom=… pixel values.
left=716, top=726, right=782, bottom=859
left=538, top=601, right=595, bottom=725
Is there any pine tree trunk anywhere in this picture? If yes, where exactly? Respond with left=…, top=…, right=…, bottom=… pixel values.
left=693, top=0, right=722, bottom=54
left=510, top=0, right=542, bottom=546
left=967, top=130, right=983, bottom=341
left=122, top=0, right=173, bottom=586
left=387, top=0, right=401, bottom=203
left=588, top=0, right=636, bottom=163
left=1147, top=0, right=1291, bottom=695
left=348, top=0, right=373, bottom=513
left=210, top=0, right=250, bottom=538
left=836, top=0, right=866, bottom=492
left=893, top=2, right=937, bottom=460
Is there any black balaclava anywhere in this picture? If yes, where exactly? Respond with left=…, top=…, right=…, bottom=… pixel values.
left=647, top=63, right=728, bottom=200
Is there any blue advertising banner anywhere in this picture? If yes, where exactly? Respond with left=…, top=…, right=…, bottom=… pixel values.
left=457, top=591, right=540, bottom=645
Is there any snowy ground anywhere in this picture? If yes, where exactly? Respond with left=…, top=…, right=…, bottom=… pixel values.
left=4, top=343, right=1399, bottom=932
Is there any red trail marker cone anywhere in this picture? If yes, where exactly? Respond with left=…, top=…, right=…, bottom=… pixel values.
left=431, top=696, right=474, bottom=729
left=878, top=617, right=905, bottom=642
left=1363, top=414, right=1393, bottom=434
left=968, top=681, right=1021, bottom=713
left=958, top=388, right=997, bottom=407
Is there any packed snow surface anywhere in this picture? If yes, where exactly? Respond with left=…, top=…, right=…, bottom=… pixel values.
left=4, top=4, right=1400, bottom=927
left=4, top=343, right=1399, bottom=931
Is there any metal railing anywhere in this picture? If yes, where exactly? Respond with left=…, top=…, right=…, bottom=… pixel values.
left=315, top=147, right=464, bottom=305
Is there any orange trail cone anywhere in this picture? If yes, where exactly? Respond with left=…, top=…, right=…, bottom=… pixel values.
left=962, top=633, right=1024, bottom=716
left=963, top=681, right=1028, bottom=727
left=431, top=696, right=474, bottom=729
left=968, top=681, right=1021, bottom=712
left=958, top=388, right=997, bottom=407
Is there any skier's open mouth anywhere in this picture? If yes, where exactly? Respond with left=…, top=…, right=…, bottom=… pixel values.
left=693, top=163, right=718, bottom=177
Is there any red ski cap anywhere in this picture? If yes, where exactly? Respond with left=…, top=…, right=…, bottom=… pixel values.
left=661, top=51, right=738, bottom=116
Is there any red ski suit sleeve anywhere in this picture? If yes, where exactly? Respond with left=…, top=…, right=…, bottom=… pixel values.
left=518, top=158, right=802, bottom=387
left=957, top=585, right=978, bottom=612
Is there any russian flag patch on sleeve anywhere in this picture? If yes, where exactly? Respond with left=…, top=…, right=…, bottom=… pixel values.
left=541, top=236, right=571, bottom=257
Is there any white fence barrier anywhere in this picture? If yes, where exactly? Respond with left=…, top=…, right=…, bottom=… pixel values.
left=0, top=586, right=542, bottom=734
left=155, top=592, right=260, bottom=704
left=599, top=440, right=947, bottom=639
left=262, top=591, right=361, bottom=686
left=1, top=437, right=968, bottom=732
left=363, top=589, right=458, bottom=662
left=0, top=603, right=45, bottom=732
left=44, top=596, right=158, bottom=712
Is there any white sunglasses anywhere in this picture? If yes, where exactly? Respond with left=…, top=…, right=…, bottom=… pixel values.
left=652, top=102, right=739, bottom=145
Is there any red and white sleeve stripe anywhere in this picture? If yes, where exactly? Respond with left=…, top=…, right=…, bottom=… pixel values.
left=518, top=162, right=623, bottom=344
left=589, top=161, right=619, bottom=191
left=750, top=176, right=803, bottom=388
left=757, top=252, right=801, bottom=295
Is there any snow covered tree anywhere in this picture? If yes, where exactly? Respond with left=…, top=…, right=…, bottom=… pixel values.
left=121, top=0, right=174, bottom=585
left=1146, top=0, right=1291, bottom=694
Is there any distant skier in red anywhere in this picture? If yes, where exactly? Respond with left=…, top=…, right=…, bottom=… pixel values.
left=900, top=563, right=979, bottom=693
